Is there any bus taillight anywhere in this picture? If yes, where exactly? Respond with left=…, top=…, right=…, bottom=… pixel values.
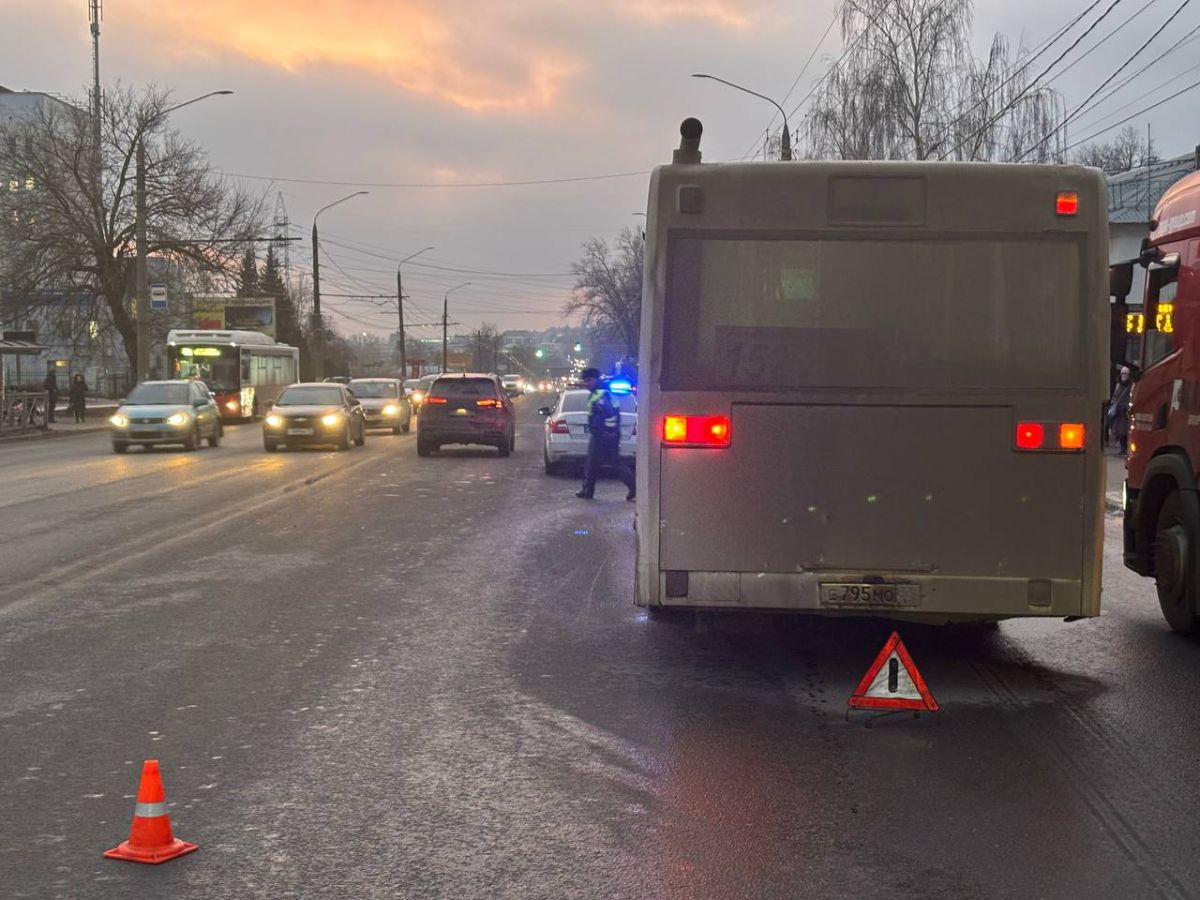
left=1014, top=421, right=1085, bottom=452
left=1056, top=191, right=1079, bottom=216
left=663, top=415, right=731, bottom=447
left=1015, top=422, right=1044, bottom=449
left=1058, top=423, right=1085, bottom=450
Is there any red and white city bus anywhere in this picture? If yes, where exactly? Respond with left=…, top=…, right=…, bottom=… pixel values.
left=167, top=329, right=300, bottom=421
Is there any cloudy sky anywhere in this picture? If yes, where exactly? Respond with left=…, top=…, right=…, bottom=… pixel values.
left=3, top=0, right=1198, bottom=338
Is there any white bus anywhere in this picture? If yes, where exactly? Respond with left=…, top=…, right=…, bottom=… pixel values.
left=167, top=329, right=300, bottom=421
left=634, top=119, right=1108, bottom=623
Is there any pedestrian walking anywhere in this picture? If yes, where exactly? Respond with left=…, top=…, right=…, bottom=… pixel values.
left=575, top=368, right=635, bottom=501
left=68, top=373, right=88, bottom=424
left=42, top=366, right=58, bottom=424
left=1107, top=365, right=1133, bottom=456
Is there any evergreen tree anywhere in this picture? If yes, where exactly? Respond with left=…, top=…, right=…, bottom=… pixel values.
left=237, top=249, right=259, bottom=297
left=262, top=242, right=306, bottom=357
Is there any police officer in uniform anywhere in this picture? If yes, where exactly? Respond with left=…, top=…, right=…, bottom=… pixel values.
left=576, top=368, right=636, bottom=501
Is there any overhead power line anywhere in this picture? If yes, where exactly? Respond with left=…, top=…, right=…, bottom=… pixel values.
left=1061, top=74, right=1200, bottom=152
left=224, top=170, right=648, bottom=189
left=1019, top=0, right=1193, bottom=160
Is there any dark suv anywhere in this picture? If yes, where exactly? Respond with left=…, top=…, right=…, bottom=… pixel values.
left=417, top=374, right=515, bottom=457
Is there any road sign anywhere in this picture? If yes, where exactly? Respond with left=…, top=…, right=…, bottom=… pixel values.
left=848, top=631, right=939, bottom=712
left=150, top=284, right=168, bottom=311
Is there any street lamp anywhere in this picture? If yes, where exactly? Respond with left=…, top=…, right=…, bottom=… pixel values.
left=397, top=245, right=434, bottom=378
left=442, top=282, right=471, bottom=372
left=311, top=191, right=369, bottom=378
left=691, top=73, right=792, bottom=161
left=135, top=90, right=234, bottom=381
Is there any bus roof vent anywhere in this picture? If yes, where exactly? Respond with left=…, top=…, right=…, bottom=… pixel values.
left=673, top=118, right=703, bottom=165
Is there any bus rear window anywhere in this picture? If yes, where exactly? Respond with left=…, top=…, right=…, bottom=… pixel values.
left=663, top=235, right=1084, bottom=391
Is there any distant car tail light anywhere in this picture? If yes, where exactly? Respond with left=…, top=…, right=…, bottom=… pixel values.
left=1015, top=421, right=1086, bottom=452
left=548, top=418, right=570, bottom=434
left=424, top=397, right=447, bottom=404
left=476, top=398, right=503, bottom=408
left=663, top=415, right=731, bottom=447
left=1056, top=191, right=1079, bottom=216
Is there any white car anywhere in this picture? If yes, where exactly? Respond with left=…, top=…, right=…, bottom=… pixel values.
left=540, top=388, right=636, bottom=475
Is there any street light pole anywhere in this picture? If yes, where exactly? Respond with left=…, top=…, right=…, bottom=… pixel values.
left=442, top=282, right=471, bottom=372
left=396, top=246, right=434, bottom=379
left=691, top=73, right=792, bottom=161
left=310, top=191, right=369, bottom=379
left=134, top=90, right=234, bottom=382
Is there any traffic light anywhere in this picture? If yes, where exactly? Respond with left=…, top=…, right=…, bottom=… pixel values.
left=535, top=348, right=544, bottom=358
left=573, top=342, right=583, bottom=352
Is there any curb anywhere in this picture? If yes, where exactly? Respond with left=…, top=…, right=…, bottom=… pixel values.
left=0, top=424, right=110, bottom=444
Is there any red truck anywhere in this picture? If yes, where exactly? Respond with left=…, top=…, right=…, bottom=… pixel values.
left=1115, top=168, right=1200, bottom=633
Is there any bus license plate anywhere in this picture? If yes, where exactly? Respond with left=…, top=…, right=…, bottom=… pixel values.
left=287, top=428, right=313, bottom=436
left=819, top=583, right=921, bottom=609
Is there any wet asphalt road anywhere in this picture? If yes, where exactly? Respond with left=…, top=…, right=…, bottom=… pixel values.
left=1, top=396, right=1198, bottom=900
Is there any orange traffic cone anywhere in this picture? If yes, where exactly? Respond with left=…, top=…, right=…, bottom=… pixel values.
left=103, top=759, right=198, bottom=864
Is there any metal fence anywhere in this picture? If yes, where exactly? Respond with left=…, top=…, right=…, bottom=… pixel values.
left=0, top=391, right=49, bottom=435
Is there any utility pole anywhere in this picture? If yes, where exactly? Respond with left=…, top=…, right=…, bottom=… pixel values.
left=310, top=191, right=369, bottom=380
left=90, top=0, right=102, bottom=173
left=135, top=139, right=148, bottom=380
left=442, top=282, right=471, bottom=373
left=396, top=246, right=433, bottom=379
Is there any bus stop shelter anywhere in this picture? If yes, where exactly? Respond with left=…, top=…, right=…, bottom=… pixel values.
left=0, top=335, right=49, bottom=435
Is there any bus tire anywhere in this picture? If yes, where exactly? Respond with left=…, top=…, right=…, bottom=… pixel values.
left=1153, top=490, right=1200, bottom=635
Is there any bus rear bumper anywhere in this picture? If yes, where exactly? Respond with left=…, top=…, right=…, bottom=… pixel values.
left=639, top=571, right=1094, bottom=621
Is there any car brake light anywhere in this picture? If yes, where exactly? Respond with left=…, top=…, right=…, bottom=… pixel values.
left=1015, top=422, right=1044, bottom=449
left=1056, top=191, right=1078, bottom=216
left=663, top=415, right=731, bottom=447
left=1059, top=423, right=1085, bottom=450
left=424, top=396, right=447, bottom=404
left=476, top=398, right=502, bottom=408
left=549, top=418, right=570, bottom=434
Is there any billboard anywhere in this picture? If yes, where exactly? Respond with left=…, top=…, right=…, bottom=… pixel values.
left=192, top=296, right=276, bottom=338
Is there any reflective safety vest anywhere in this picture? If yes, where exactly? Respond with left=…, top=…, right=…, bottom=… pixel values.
left=587, top=387, right=621, bottom=436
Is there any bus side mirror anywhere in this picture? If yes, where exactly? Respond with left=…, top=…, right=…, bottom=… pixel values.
left=1109, top=262, right=1133, bottom=300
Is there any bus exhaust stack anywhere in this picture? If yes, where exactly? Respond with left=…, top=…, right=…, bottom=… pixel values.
left=673, top=118, right=703, bottom=164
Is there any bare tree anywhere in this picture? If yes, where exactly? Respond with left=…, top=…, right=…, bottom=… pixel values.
left=1073, top=125, right=1154, bottom=173
left=803, top=0, right=1064, bottom=162
left=566, top=227, right=643, bottom=357
left=0, top=83, right=265, bottom=369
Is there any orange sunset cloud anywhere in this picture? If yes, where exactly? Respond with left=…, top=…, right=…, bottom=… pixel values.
left=111, top=0, right=758, bottom=113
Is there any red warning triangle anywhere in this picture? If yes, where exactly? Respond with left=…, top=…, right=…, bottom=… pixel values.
left=848, top=631, right=939, bottom=711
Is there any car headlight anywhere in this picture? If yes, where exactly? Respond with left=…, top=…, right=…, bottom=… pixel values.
left=321, top=413, right=342, bottom=427
left=265, top=413, right=283, bottom=428
left=382, top=404, right=398, bottom=416
left=166, top=412, right=190, bottom=427
left=110, top=414, right=128, bottom=428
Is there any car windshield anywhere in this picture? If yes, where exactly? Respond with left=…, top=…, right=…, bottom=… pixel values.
left=276, top=386, right=343, bottom=406
left=560, top=390, right=635, bottom=413
left=125, top=383, right=191, bottom=405
left=430, top=377, right=499, bottom=400
left=349, top=382, right=398, bottom=398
